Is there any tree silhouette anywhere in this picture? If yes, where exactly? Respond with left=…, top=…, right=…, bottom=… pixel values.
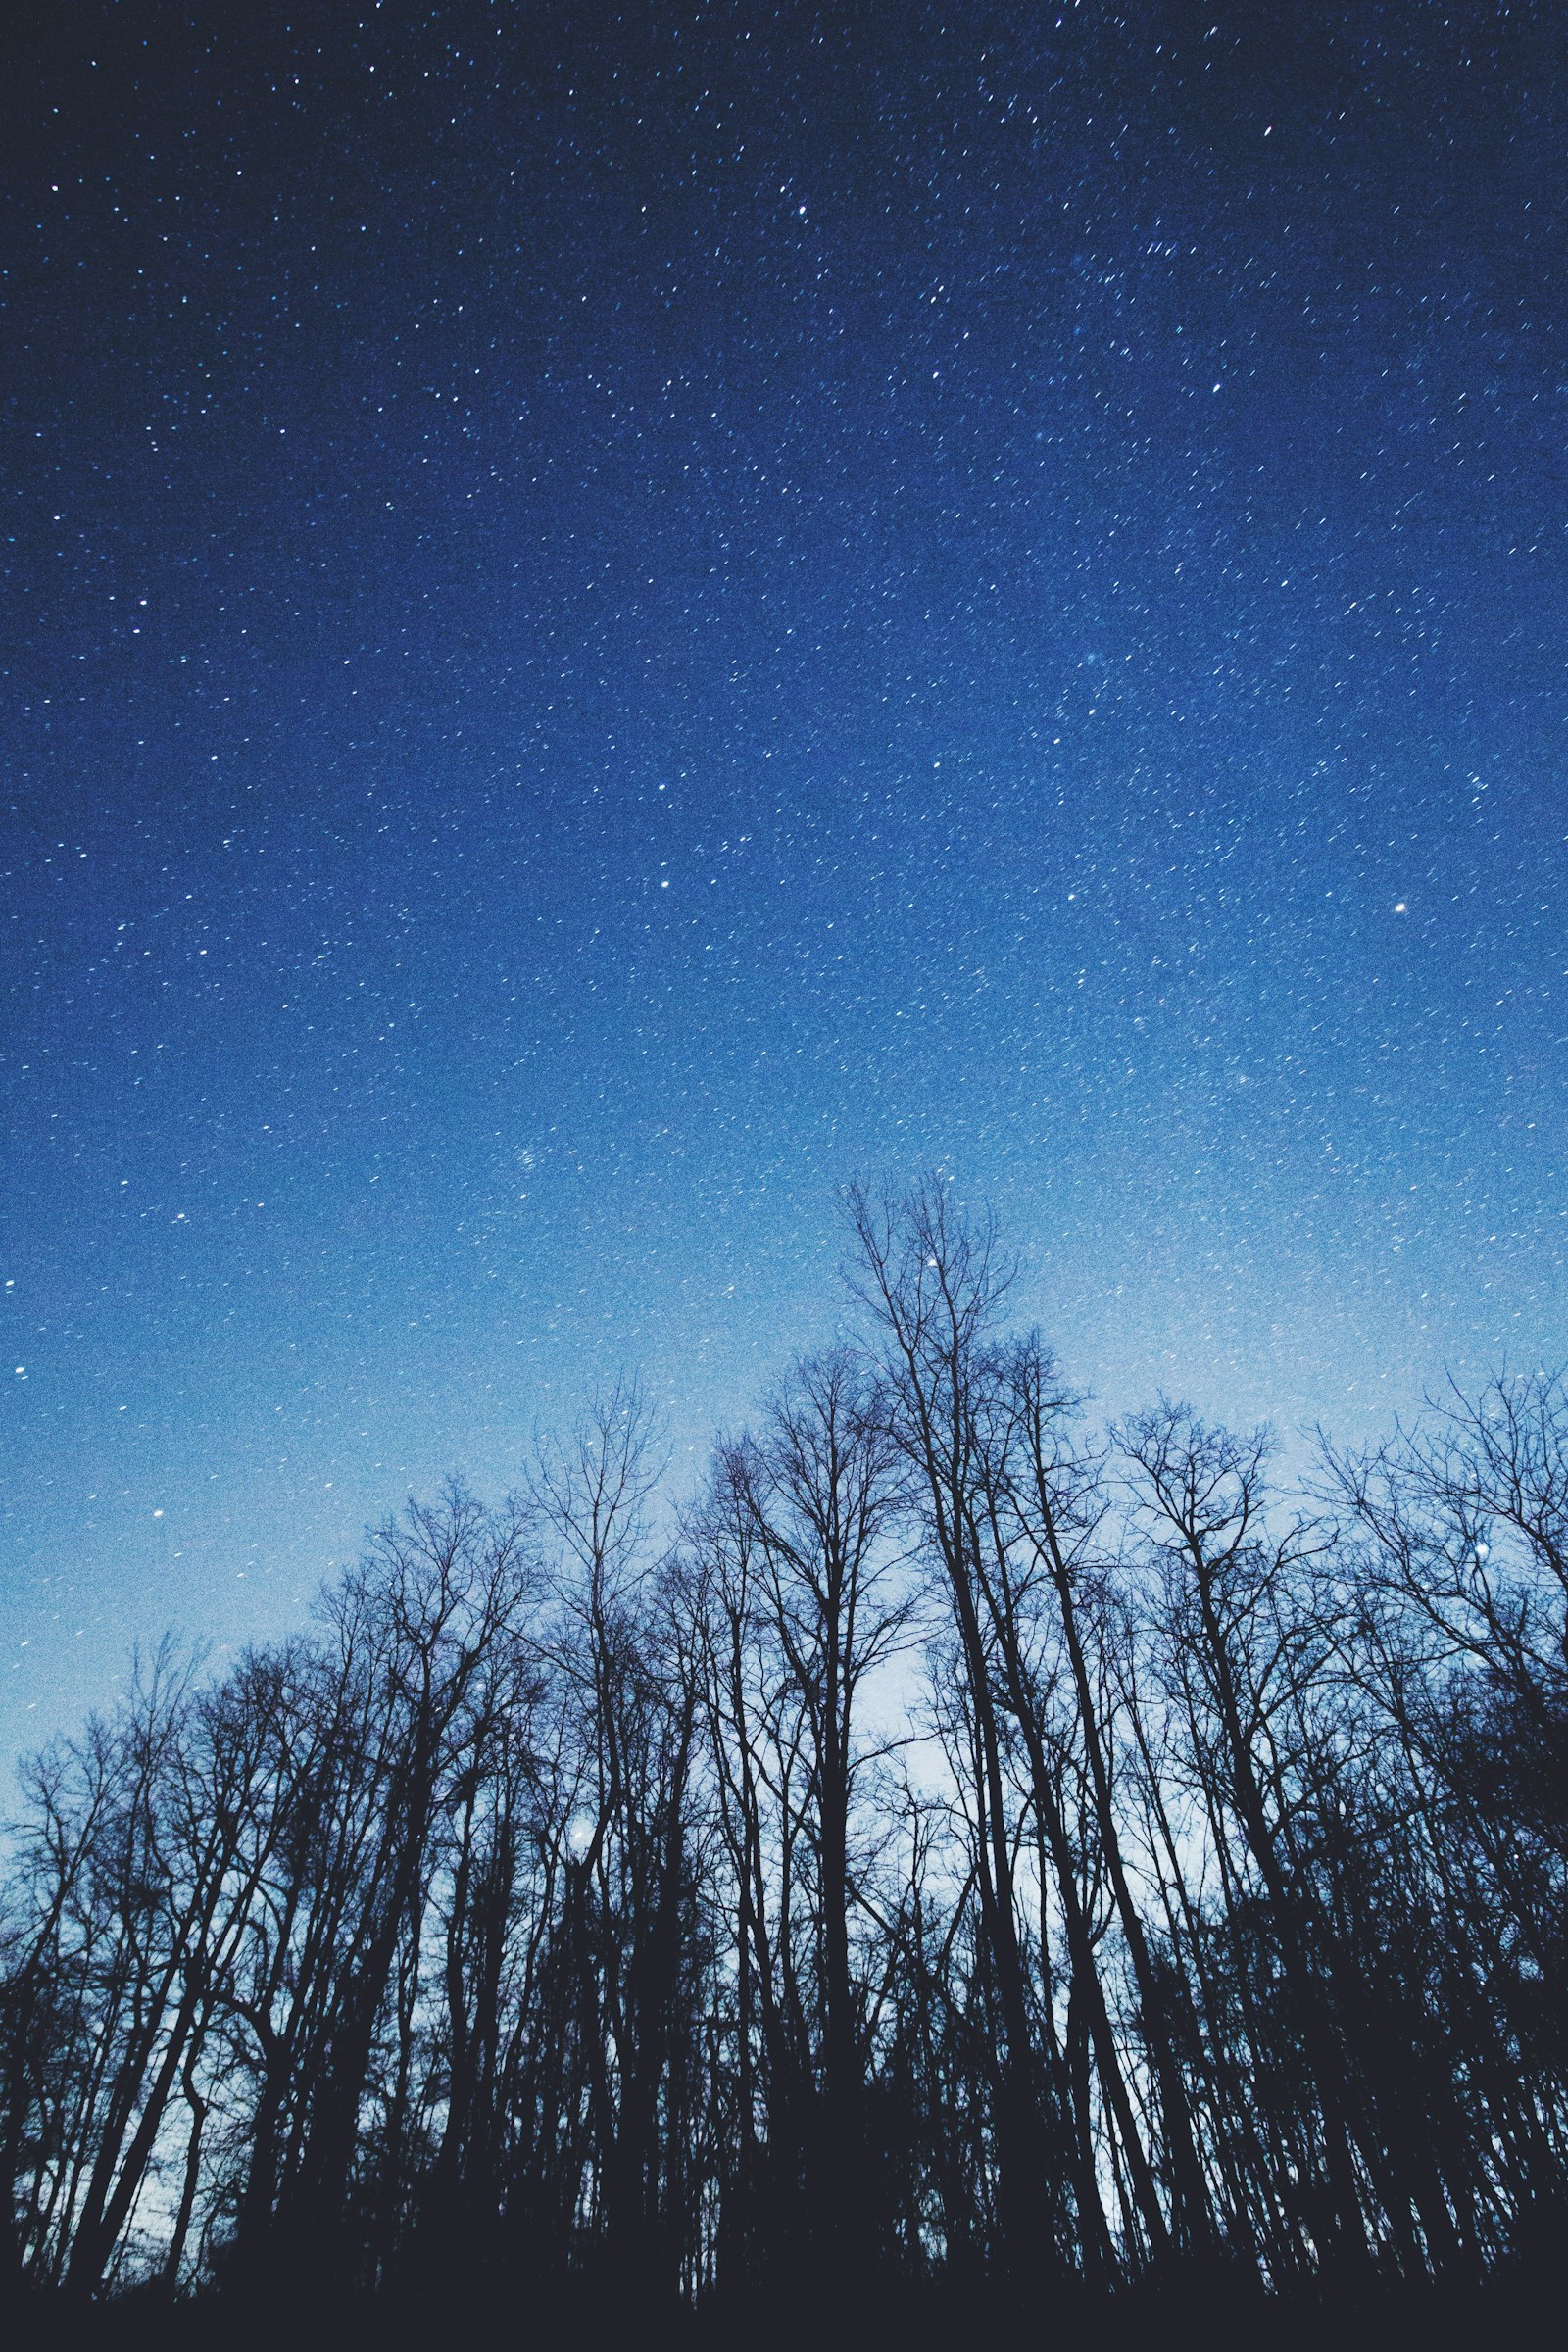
left=2, top=1192, right=1563, bottom=2336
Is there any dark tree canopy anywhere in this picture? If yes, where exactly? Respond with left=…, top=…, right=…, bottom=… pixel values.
left=3, top=1189, right=1564, bottom=2343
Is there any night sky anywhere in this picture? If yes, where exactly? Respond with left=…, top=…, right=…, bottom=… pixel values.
left=5, top=1, right=1564, bottom=1756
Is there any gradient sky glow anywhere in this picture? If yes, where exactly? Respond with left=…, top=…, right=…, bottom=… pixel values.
left=4, top=1, right=1565, bottom=1759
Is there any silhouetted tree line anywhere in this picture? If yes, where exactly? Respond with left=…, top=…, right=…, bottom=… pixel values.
left=3, top=1184, right=1565, bottom=2334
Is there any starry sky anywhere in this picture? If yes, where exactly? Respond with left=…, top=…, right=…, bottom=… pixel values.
left=4, top=0, right=1564, bottom=1756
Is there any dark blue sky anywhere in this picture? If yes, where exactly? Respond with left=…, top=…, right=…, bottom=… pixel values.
left=4, top=1, right=1564, bottom=1754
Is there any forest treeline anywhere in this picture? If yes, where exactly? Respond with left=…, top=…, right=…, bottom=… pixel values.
left=2, top=1183, right=1565, bottom=2334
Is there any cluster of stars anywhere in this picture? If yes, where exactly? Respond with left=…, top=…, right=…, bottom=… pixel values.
left=2, top=1, right=1562, bottom=1758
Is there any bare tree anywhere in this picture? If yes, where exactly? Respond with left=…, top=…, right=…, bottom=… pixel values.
left=3, top=1212, right=1563, bottom=2325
